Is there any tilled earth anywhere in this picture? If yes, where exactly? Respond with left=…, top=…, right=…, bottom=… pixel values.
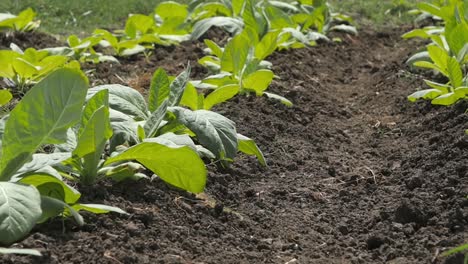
left=1, top=28, right=468, bottom=264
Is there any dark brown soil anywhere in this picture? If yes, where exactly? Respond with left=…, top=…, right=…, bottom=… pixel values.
left=1, top=28, right=468, bottom=264
left=0, top=31, right=62, bottom=50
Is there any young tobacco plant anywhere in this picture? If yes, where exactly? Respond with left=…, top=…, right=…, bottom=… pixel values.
left=405, top=0, right=468, bottom=105
left=44, top=34, right=119, bottom=64
left=0, top=8, right=40, bottom=32
left=0, top=44, right=80, bottom=94
left=195, top=28, right=292, bottom=108
left=0, top=69, right=124, bottom=255
left=408, top=45, right=468, bottom=105
left=88, top=65, right=266, bottom=172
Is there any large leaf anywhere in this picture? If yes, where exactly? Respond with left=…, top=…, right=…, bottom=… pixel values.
left=88, top=85, right=148, bottom=120
left=104, top=142, right=207, bottom=193
left=191, top=17, right=244, bottom=40
left=204, top=84, right=239, bottom=110
left=19, top=173, right=81, bottom=204
left=155, top=2, right=188, bottom=19
left=149, top=68, right=170, bottom=112
left=221, top=32, right=250, bottom=75
left=169, top=107, right=238, bottom=161
left=0, top=182, right=42, bottom=246
left=0, top=90, right=12, bottom=107
left=427, top=45, right=449, bottom=75
left=15, top=153, right=71, bottom=177
left=0, top=69, right=88, bottom=181
left=242, top=69, right=274, bottom=95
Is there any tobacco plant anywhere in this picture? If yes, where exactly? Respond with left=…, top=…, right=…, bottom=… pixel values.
left=0, top=44, right=80, bottom=94
left=89, top=65, right=266, bottom=168
left=405, top=0, right=468, bottom=105
left=0, top=69, right=124, bottom=255
left=195, top=28, right=292, bottom=108
left=0, top=8, right=40, bottom=32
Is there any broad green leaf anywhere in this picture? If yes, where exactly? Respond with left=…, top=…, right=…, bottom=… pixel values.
left=180, top=82, right=199, bottom=110
left=424, top=80, right=450, bottom=93
left=204, top=39, right=223, bottom=59
left=79, top=89, right=109, bottom=135
left=417, top=2, right=443, bottom=18
left=105, top=142, right=207, bottom=193
left=264, top=4, right=295, bottom=30
left=169, top=107, right=238, bottom=161
left=427, top=45, right=449, bottom=75
left=431, top=92, right=461, bottom=105
left=243, top=70, right=274, bottom=95
left=221, top=33, right=250, bottom=75
left=0, top=90, right=12, bottom=107
left=408, top=89, right=443, bottom=102
left=0, top=182, right=41, bottom=246
left=204, top=84, right=239, bottom=110
left=40, top=196, right=83, bottom=225
left=264, top=92, right=293, bottom=106
left=146, top=133, right=197, bottom=152
left=71, top=203, right=127, bottom=215
left=455, top=86, right=468, bottom=96
left=191, top=3, right=232, bottom=20
left=12, top=58, right=38, bottom=78
left=14, top=8, right=37, bottom=31
left=447, top=56, right=463, bottom=88
left=191, top=17, right=244, bottom=40
left=88, top=84, right=148, bottom=120
left=19, top=173, right=80, bottom=204
left=232, top=0, right=245, bottom=17
left=237, top=134, right=266, bottom=166
left=255, top=31, right=280, bottom=61
left=0, top=247, right=41, bottom=256
left=144, top=100, right=168, bottom=138
left=0, top=50, right=19, bottom=78
left=168, top=64, right=191, bottom=107
left=243, top=0, right=264, bottom=38
left=0, top=69, right=88, bottom=181
left=155, top=2, right=188, bottom=19
left=402, top=29, right=430, bottom=39
left=149, top=68, right=170, bottom=112
left=15, top=153, right=71, bottom=177
left=125, top=14, right=154, bottom=38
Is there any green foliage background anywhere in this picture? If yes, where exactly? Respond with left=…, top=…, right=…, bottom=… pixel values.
left=1, top=0, right=423, bottom=35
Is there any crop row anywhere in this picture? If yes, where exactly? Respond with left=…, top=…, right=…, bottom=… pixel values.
left=403, top=0, right=468, bottom=259
left=0, top=0, right=356, bottom=257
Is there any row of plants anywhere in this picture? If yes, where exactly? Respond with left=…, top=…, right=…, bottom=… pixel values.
left=403, top=0, right=468, bottom=262
left=405, top=0, right=468, bottom=106
left=0, top=0, right=356, bottom=257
